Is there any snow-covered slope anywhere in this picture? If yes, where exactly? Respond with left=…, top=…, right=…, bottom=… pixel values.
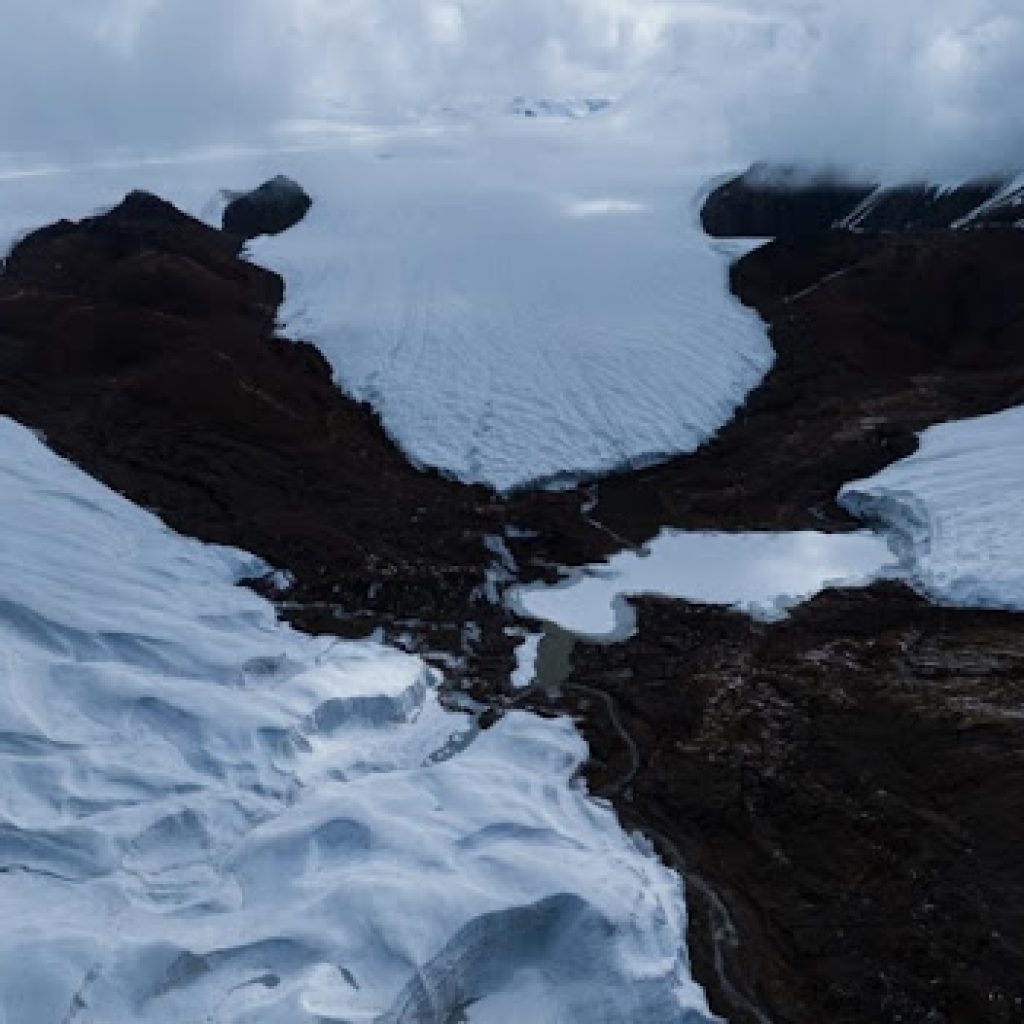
left=0, top=416, right=713, bottom=1024
left=1, top=120, right=773, bottom=492
left=840, top=405, right=1024, bottom=610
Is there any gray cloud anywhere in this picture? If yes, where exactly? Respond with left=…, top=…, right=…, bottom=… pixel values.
left=1, top=0, right=1021, bottom=177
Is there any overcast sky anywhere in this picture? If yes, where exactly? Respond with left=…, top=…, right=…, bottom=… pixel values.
left=3, top=0, right=1022, bottom=177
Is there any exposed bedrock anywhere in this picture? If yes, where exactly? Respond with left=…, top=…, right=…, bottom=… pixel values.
left=701, top=163, right=1023, bottom=238
left=222, top=174, right=312, bottom=239
left=559, top=585, right=1024, bottom=1024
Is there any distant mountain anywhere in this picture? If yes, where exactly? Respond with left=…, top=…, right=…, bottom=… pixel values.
left=702, top=162, right=1024, bottom=237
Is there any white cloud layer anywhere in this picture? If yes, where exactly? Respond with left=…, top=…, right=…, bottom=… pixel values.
left=1, top=0, right=1022, bottom=177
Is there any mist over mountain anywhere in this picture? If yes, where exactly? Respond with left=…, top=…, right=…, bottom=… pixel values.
left=2, top=0, right=1021, bottom=178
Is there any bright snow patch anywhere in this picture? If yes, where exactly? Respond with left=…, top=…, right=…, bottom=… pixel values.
left=1, top=119, right=772, bottom=492
left=0, top=416, right=714, bottom=1023
left=509, top=529, right=897, bottom=639
left=840, top=405, right=1024, bottom=610
left=511, top=632, right=543, bottom=689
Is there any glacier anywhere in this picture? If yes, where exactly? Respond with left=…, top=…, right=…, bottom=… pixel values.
left=0, top=416, right=714, bottom=1023
left=0, top=117, right=773, bottom=492
left=840, top=404, right=1024, bottom=611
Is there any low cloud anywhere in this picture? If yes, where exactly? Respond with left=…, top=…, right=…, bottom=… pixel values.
left=1, top=0, right=1021, bottom=178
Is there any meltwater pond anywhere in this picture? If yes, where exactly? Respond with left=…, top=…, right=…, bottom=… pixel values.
left=510, top=529, right=898, bottom=642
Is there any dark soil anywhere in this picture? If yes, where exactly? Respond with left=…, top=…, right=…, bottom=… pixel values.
left=556, top=585, right=1024, bottom=1024
left=2, top=190, right=1023, bottom=1024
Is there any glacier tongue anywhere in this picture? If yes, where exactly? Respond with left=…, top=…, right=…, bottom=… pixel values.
left=0, top=118, right=772, bottom=492
left=840, top=404, right=1024, bottom=611
left=249, top=129, right=773, bottom=491
left=0, top=416, right=713, bottom=1024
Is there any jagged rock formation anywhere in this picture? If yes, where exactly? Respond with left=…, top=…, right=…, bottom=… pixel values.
left=701, top=163, right=1023, bottom=237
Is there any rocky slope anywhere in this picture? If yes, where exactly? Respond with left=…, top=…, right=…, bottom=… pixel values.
left=701, top=164, right=1023, bottom=238
left=554, top=586, right=1024, bottom=1023
left=2, top=189, right=1023, bottom=1023
left=0, top=191, right=601, bottom=679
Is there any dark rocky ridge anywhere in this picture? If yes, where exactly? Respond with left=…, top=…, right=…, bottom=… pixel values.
left=2, top=191, right=1023, bottom=1023
left=702, top=163, right=1022, bottom=238
left=0, top=191, right=552, bottom=675
left=222, top=174, right=312, bottom=239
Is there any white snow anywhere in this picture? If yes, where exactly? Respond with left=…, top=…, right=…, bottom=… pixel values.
left=840, top=405, right=1024, bottom=610
left=0, top=416, right=714, bottom=1024
left=0, top=118, right=773, bottom=492
left=511, top=632, right=543, bottom=689
left=509, top=529, right=897, bottom=639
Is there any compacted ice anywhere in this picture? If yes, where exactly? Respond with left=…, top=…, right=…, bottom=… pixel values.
left=0, top=418, right=714, bottom=1024
left=841, top=404, right=1024, bottom=611
left=250, top=133, right=773, bottom=490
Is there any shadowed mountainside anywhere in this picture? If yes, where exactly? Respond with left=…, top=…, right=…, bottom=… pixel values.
left=701, top=164, right=1023, bottom=238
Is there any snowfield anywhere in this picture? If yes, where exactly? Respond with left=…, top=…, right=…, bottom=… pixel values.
left=0, top=416, right=714, bottom=1023
left=1, top=118, right=772, bottom=491
left=840, top=405, right=1024, bottom=611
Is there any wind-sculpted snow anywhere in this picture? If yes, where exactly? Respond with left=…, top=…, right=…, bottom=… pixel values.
left=0, top=417, right=713, bottom=1023
left=840, top=405, right=1024, bottom=611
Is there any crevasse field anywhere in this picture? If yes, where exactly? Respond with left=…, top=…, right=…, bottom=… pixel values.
left=0, top=113, right=767, bottom=1024
left=0, top=416, right=714, bottom=1023
left=2, top=0, right=1024, bottom=1018
left=841, top=405, right=1024, bottom=611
